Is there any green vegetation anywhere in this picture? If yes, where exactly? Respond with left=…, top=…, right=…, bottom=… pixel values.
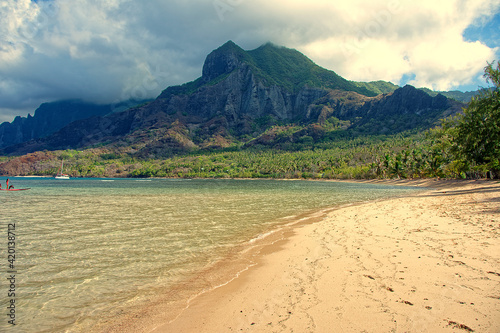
left=1, top=121, right=496, bottom=180
left=432, top=61, right=500, bottom=178
left=0, top=130, right=470, bottom=179
left=353, top=80, right=399, bottom=95
left=419, top=88, right=479, bottom=103
left=457, top=62, right=499, bottom=170
left=33, top=134, right=416, bottom=179
left=371, top=61, right=499, bottom=180
left=246, top=43, right=378, bottom=96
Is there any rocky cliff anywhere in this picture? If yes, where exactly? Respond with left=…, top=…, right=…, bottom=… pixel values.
left=327, top=85, right=462, bottom=134
left=151, top=41, right=376, bottom=129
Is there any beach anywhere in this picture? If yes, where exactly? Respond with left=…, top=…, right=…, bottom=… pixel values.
left=100, top=179, right=500, bottom=333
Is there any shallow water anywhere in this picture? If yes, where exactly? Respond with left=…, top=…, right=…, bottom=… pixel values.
left=0, top=177, right=421, bottom=332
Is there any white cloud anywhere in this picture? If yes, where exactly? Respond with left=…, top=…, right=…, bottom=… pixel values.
left=296, top=0, right=499, bottom=90
left=0, top=0, right=499, bottom=123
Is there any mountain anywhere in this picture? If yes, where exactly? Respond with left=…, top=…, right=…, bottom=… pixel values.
left=418, top=88, right=479, bottom=103
left=342, top=85, right=461, bottom=134
left=0, top=41, right=465, bottom=157
left=0, top=100, right=113, bottom=149
left=0, top=99, right=153, bottom=150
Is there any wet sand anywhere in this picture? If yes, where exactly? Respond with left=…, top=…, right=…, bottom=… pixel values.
left=101, top=179, right=500, bottom=333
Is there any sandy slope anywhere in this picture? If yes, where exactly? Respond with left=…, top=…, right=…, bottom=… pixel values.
left=150, top=180, right=499, bottom=333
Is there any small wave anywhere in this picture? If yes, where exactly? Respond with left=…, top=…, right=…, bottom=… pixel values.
left=247, top=229, right=279, bottom=244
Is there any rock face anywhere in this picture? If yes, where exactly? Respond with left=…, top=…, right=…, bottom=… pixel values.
left=328, top=85, right=463, bottom=134
left=153, top=41, right=355, bottom=128
left=201, top=42, right=244, bottom=82
left=155, top=68, right=327, bottom=130
left=0, top=41, right=465, bottom=156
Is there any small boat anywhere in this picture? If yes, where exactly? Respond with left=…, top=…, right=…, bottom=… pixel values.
left=0, top=188, right=31, bottom=191
left=55, top=160, right=70, bottom=180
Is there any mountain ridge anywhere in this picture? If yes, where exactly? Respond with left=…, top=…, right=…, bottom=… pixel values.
left=0, top=41, right=465, bottom=157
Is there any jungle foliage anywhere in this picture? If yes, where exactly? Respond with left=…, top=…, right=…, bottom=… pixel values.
left=430, top=61, right=500, bottom=179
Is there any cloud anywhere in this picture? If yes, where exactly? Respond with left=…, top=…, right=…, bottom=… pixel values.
left=463, top=10, right=500, bottom=58
left=0, top=0, right=499, bottom=123
left=296, top=0, right=499, bottom=90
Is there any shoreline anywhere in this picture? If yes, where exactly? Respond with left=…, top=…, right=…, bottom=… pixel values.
left=94, top=179, right=499, bottom=332
left=90, top=196, right=345, bottom=332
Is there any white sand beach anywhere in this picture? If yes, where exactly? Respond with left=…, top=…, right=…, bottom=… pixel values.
left=99, top=180, right=500, bottom=333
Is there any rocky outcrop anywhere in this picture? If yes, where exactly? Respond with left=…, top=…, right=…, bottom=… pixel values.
left=201, top=41, right=246, bottom=82
left=344, top=85, right=463, bottom=134
left=154, top=42, right=332, bottom=125
left=154, top=65, right=328, bottom=130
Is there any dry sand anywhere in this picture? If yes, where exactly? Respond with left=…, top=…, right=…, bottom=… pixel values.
left=103, top=179, right=500, bottom=333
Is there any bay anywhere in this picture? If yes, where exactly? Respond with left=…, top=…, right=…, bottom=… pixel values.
left=0, top=177, right=421, bottom=332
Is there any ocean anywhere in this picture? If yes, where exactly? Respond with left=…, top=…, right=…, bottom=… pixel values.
left=0, top=177, right=422, bottom=332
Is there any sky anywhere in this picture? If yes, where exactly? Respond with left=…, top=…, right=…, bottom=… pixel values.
left=1, top=0, right=499, bottom=123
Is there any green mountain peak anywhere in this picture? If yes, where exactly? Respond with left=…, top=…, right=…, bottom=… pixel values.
left=201, top=41, right=384, bottom=96
left=160, top=41, right=396, bottom=99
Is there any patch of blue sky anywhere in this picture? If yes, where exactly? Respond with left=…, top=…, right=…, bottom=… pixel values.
left=463, top=11, right=500, bottom=59
left=398, top=73, right=416, bottom=87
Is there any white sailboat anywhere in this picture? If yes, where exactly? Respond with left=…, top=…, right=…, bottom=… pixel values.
left=55, top=160, right=70, bottom=180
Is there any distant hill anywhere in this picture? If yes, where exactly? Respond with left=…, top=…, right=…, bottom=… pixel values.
left=0, top=99, right=152, bottom=150
left=0, top=100, right=112, bottom=149
left=418, top=88, right=478, bottom=103
left=353, top=81, right=400, bottom=95
left=0, top=41, right=465, bottom=157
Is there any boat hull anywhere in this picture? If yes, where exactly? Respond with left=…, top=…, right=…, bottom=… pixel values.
left=0, top=188, right=30, bottom=191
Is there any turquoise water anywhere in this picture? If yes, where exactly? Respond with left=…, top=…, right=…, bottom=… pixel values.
left=0, top=177, right=421, bottom=332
